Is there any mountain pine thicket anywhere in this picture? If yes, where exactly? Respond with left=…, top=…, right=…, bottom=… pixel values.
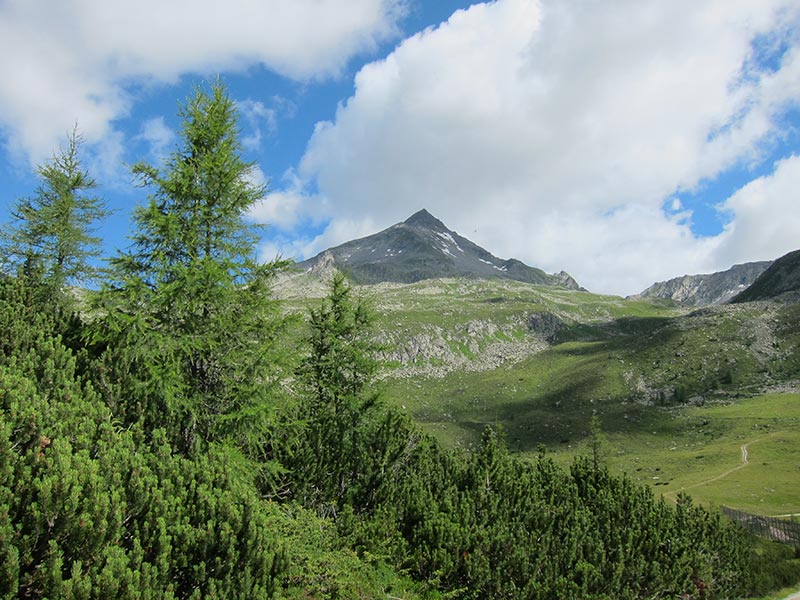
left=1, top=81, right=798, bottom=599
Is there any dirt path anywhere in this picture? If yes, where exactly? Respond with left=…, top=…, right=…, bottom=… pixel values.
left=678, top=439, right=758, bottom=492
left=664, top=440, right=760, bottom=501
left=663, top=437, right=800, bottom=600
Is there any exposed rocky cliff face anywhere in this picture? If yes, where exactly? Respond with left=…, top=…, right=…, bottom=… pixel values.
left=377, top=315, right=554, bottom=379
left=630, top=261, right=772, bottom=306
left=297, top=209, right=581, bottom=289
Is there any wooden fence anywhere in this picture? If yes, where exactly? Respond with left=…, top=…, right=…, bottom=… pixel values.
left=721, top=506, right=800, bottom=549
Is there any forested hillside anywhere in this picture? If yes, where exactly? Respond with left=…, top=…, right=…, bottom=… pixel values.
left=1, top=82, right=798, bottom=599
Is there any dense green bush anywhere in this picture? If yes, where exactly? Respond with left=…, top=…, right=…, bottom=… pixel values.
left=743, top=536, right=800, bottom=596
left=0, top=276, right=287, bottom=599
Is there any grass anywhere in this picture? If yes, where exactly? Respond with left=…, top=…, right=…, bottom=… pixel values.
left=277, top=274, right=800, bottom=596
left=381, top=328, right=800, bottom=516
left=366, top=277, right=680, bottom=337
left=754, top=587, right=800, bottom=600
left=383, top=362, right=800, bottom=516
left=378, top=289, right=798, bottom=491
left=281, top=274, right=800, bottom=516
left=384, top=324, right=800, bottom=515
left=383, top=340, right=629, bottom=450
left=600, top=393, right=800, bottom=515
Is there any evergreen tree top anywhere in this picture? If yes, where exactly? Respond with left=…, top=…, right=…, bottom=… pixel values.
left=1, top=126, right=108, bottom=296
left=116, top=80, right=266, bottom=292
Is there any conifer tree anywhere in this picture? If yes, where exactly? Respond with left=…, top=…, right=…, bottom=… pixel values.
left=294, top=272, right=380, bottom=506
left=96, top=81, right=291, bottom=468
left=300, top=272, right=377, bottom=408
left=1, top=128, right=107, bottom=299
left=0, top=274, right=287, bottom=599
left=112, top=81, right=269, bottom=328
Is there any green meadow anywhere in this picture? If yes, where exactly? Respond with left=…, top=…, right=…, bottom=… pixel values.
left=371, top=280, right=800, bottom=517
left=385, top=361, right=800, bottom=516
left=615, top=393, right=800, bottom=515
left=274, top=275, right=800, bottom=517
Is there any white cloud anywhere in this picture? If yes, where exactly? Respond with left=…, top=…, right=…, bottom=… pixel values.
left=136, top=117, right=176, bottom=165
left=247, top=169, right=388, bottom=266
left=257, top=220, right=380, bottom=263
left=258, top=240, right=293, bottom=264
left=251, top=185, right=314, bottom=232
left=238, top=100, right=278, bottom=151
left=297, top=217, right=380, bottom=257
left=241, top=164, right=270, bottom=199
left=248, top=168, right=325, bottom=230
left=84, top=129, right=128, bottom=189
left=285, top=0, right=800, bottom=294
left=0, top=0, right=406, bottom=163
left=714, top=154, right=800, bottom=267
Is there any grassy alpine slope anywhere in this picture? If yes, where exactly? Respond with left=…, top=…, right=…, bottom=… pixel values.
left=323, top=277, right=800, bottom=516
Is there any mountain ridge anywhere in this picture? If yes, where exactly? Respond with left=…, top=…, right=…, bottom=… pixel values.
left=297, top=209, right=582, bottom=289
left=733, top=248, right=800, bottom=303
left=630, top=261, right=772, bottom=306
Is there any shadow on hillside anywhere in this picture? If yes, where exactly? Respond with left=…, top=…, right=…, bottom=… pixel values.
left=422, top=315, right=691, bottom=454
left=558, top=315, right=675, bottom=344
left=447, top=376, right=607, bottom=452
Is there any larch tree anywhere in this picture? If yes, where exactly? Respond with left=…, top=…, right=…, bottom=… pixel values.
left=293, top=271, right=381, bottom=506
left=96, top=81, right=292, bottom=475
left=1, top=128, right=108, bottom=301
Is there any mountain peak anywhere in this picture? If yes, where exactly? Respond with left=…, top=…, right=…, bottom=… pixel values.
left=404, top=208, right=447, bottom=230
left=298, top=209, right=581, bottom=289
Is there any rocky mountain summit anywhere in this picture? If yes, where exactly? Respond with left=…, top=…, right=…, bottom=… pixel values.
left=631, top=261, right=772, bottom=306
left=297, top=209, right=581, bottom=288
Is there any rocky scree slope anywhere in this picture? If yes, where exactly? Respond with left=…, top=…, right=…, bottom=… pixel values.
left=630, top=260, right=772, bottom=306
left=297, top=209, right=581, bottom=288
left=357, top=278, right=678, bottom=380
left=273, top=269, right=678, bottom=380
left=274, top=260, right=800, bottom=412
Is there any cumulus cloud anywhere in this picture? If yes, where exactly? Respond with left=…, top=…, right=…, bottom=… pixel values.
left=136, top=117, right=176, bottom=165
left=714, top=154, right=800, bottom=266
left=0, top=0, right=406, bottom=163
left=84, top=129, right=129, bottom=189
left=279, top=0, right=800, bottom=294
left=238, top=100, right=278, bottom=151
left=249, top=169, right=324, bottom=231
left=257, top=217, right=380, bottom=264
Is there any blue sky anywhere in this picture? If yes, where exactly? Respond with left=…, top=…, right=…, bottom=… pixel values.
left=1, top=0, right=799, bottom=295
